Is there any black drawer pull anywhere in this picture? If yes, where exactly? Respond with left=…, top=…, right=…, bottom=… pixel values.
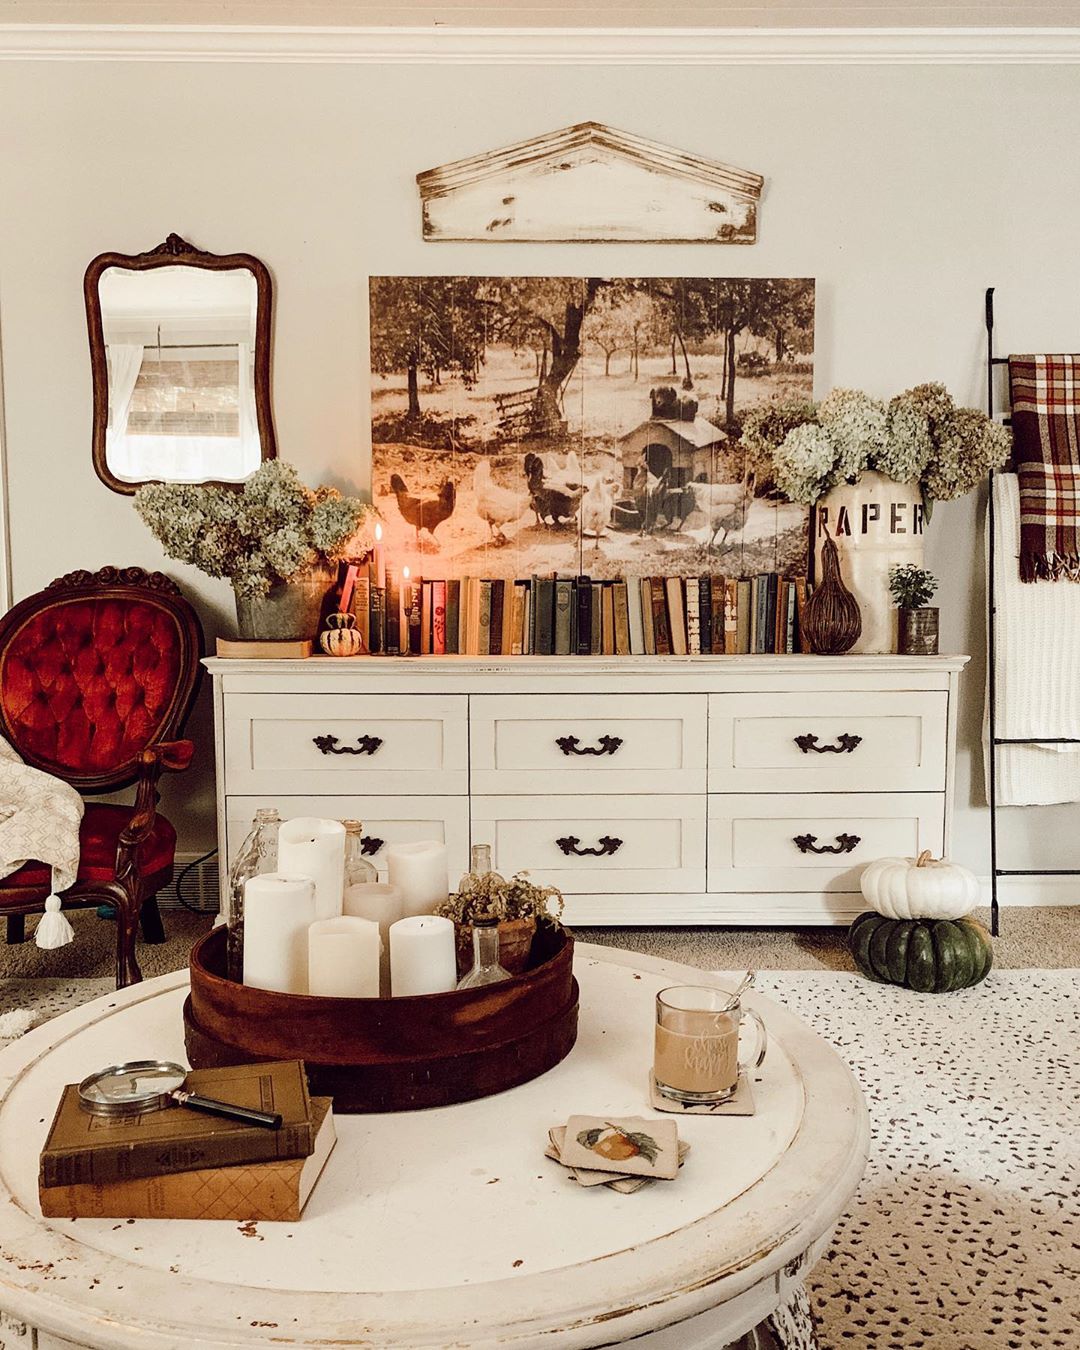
left=793, top=832, right=861, bottom=855
left=360, top=836, right=385, bottom=857
left=312, top=733, right=383, bottom=757
left=794, top=732, right=862, bottom=755
left=556, top=835, right=623, bottom=858
left=555, top=734, right=624, bottom=757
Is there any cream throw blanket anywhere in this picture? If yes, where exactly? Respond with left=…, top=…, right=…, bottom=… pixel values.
left=985, top=473, right=1080, bottom=805
left=0, top=737, right=83, bottom=946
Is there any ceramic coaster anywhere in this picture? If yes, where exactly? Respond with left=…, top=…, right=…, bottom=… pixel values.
left=547, top=1127, right=690, bottom=1191
left=560, top=1115, right=680, bottom=1180
left=648, top=1073, right=756, bottom=1116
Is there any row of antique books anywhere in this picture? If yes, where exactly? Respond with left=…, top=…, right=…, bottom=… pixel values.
left=348, top=572, right=810, bottom=657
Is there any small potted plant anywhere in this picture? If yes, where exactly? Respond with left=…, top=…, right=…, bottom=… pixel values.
left=436, top=866, right=565, bottom=976
left=889, top=563, right=939, bottom=655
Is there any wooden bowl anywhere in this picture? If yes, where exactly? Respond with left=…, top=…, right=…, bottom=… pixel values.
left=184, top=924, right=578, bottom=1113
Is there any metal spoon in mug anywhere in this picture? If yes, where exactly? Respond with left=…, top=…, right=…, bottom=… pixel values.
left=77, top=1061, right=282, bottom=1128
left=720, top=971, right=755, bottom=1012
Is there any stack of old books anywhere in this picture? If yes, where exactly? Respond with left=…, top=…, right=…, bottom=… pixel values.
left=39, top=1061, right=335, bottom=1221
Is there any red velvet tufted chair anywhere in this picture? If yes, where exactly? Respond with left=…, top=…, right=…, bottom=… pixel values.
left=0, top=567, right=203, bottom=986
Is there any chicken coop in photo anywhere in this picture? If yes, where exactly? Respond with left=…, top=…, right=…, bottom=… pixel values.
left=618, top=407, right=736, bottom=495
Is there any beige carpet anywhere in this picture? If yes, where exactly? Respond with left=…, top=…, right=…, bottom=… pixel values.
left=1, top=905, right=1077, bottom=980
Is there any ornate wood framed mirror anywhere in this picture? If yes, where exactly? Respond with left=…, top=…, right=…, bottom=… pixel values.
left=85, top=234, right=277, bottom=494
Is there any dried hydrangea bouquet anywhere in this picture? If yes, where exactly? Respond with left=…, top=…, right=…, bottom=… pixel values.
left=135, top=461, right=376, bottom=640
left=742, top=384, right=1010, bottom=652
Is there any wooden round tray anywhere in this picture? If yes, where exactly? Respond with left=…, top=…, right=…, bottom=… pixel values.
left=183, top=924, right=579, bottom=1113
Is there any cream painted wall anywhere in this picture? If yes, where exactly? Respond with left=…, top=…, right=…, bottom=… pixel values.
left=1, top=56, right=1079, bottom=884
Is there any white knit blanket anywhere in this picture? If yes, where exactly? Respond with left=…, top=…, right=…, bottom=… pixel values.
left=985, top=473, right=1080, bottom=805
left=0, top=737, right=82, bottom=895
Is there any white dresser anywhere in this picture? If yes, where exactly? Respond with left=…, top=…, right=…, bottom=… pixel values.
left=206, top=654, right=967, bottom=927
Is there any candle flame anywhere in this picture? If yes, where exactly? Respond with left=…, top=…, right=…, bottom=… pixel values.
left=402, top=565, right=410, bottom=580
left=374, top=521, right=383, bottom=541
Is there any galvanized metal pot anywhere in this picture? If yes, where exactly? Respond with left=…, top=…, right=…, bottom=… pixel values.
left=897, top=607, right=939, bottom=656
left=234, top=564, right=335, bottom=641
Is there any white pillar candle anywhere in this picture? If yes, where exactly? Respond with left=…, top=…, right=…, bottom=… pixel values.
left=242, top=874, right=317, bottom=994
left=389, top=915, right=457, bottom=997
left=307, top=916, right=381, bottom=999
left=344, top=882, right=405, bottom=996
left=278, top=817, right=346, bottom=921
left=385, top=841, right=449, bottom=918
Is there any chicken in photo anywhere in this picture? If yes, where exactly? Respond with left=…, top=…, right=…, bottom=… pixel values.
left=472, top=458, right=528, bottom=545
left=523, top=452, right=583, bottom=528
left=388, top=473, right=456, bottom=547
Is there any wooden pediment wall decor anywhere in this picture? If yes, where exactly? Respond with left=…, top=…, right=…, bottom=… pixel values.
left=416, top=121, right=763, bottom=244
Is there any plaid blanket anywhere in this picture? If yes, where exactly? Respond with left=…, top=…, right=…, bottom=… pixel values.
left=1008, top=354, right=1080, bottom=582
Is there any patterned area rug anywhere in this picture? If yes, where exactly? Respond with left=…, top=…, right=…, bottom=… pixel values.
left=752, top=970, right=1080, bottom=1350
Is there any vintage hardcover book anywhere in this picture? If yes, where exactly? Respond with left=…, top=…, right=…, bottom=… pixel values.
left=407, top=579, right=423, bottom=655
left=445, top=579, right=460, bottom=654
left=39, top=1061, right=315, bottom=1190
left=534, top=577, right=554, bottom=655
left=795, top=577, right=811, bottom=652
left=528, top=574, right=540, bottom=654
left=786, top=580, right=798, bottom=654
left=466, top=578, right=483, bottom=655
left=626, top=578, right=645, bottom=655
left=421, top=581, right=433, bottom=655
left=698, top=577, right=713, bottom=655
left=369, top=584, right=385, bottom=655
left=384, top=568, right=401, bottom=655
left=432, top=580, right=447, bottom=655
left=775, top=577, right=787, bottom=655
left=666, top=577, right=687, bottom=655
left=749, top=576, right=762, bottom=653
left=478, top=580, right=493, bottom=656
left=554, top=579, right=573, bottom=655
left=613, top=581, right=631, bottom=655
left=510, top=582, right=526, bottom=656
left=685, top=577, right=701, bottom=655
left=640, top=578, right=656, bottom=655
left=723, top=578, right=737, bottom=653
left=650, top=577, right=672, bottom=655
left=736, top=579, right=752, bottom=653
left=352, top=576, right=371, bottom=651
left=590, top=583, right=603, bottom=654
left=576, top=575, right=592, bottom=655
left=713, top=577, right=728, bottom=655
left=521, top=581, right=533, bottom=655
left=766, top=573, right=779, bottom=655
left=488, top=579, right=505, bottom=656
left=601, top=583, right=616, bottom=655
left=501, top=580, right=516, bottom=656
left=215, top=638, right=313, bottom=660
left=40, top=1099, right=336, bottom=1223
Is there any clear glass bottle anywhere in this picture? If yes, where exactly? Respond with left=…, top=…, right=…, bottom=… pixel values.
left=226, top=807, right=281, bottom=981
left=342, top=820, right=378, bottom=888
left=470, top=843, right=493, bottom=877
left=457, top=915, right=511, bottom=990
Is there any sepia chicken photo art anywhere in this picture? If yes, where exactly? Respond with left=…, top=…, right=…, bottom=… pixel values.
left=369, top=277, right=814, bottom=581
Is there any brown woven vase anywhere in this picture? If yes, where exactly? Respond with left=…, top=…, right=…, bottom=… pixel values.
left=803, top=529, right=862, bottom=655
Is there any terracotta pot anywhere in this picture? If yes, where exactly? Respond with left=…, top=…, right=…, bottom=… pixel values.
left=455, top=916, right=538, bottom=979
left=813, top=471, right=925, bottom=654
left=898, top=607, right=939, bottom=656
left=234, top=563, right=336, bottom=641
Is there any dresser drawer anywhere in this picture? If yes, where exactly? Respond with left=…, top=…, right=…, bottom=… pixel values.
left=708, top=691, right=948, bottom=793
left=225, top=795, right=470, bottom=882
left=469, top=694, right=707, bottom=794
left=222, top=694, right=468, bottom=795
left=472, top=795, right=705, bottom=894
left=707, top=792, right=944, bottom=893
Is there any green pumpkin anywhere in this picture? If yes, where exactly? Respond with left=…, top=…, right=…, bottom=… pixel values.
left=848, top=911, right=993, bottom=992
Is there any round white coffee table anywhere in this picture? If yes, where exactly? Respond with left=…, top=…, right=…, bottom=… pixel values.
left=0, top=944, right=867, bottom=1350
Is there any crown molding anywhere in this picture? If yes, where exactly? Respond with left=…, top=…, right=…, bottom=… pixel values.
left=0, top=25, right=1079, bottom=65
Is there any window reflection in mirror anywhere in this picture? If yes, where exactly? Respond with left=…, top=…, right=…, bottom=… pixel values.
left=99, top=265, right=261, bottom=485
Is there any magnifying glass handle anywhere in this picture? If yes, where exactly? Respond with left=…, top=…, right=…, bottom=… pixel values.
left=170, top=1090, right=282, bottom=1130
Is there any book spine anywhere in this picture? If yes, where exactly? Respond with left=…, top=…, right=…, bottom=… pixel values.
left=640, top=578, right=656, bottom=655
left=698, top=578, right=712, bottom=655
left=432, top=581, right=447, bottom=655
left=407, top=579, right=423, bottom=656
left=601, top=583, right=616, bottom=655
left=651, top=577, right=672, bottom=654
left=529, top=574, right=541, bottom=654
left=613, top=581, right=631, bottom=656
left=736, top=579, right=751, bottom=653
left=488, top=580, right=505, bottom=656
left=502, top=578, right=516, bottom=656
left=712, top=576, right=727, bottom=655
left=384, top=570, right=401, bottom=655
left=478, top=580, right=493, bottom=656
left=576, top=575, right=592, bottom=655
left=590, top=584, right=602, bottom=654
left=626, top=577, right=645, bottom=655
left=445, top=579, right=460, bottom=654
left=554, top=580, right=573, bottom=655
left=685, top=578, right=701, bottom=655
left=421, top=581, right=433, bottom=655
left=522, top=581, right=533, bottom=654
left=767, top=573, right=779, bottom=655
left=537, top=579, right=555, bottom=655
left=353, top=576, right=371, bottom=651
left=796, top=576, right=811, bottom=652
left=40, top=1120, right=316, bottom=1189
left=666, top=577, right=687, bottom=655
left=749, top=576, right=761, bottom=653
left=786, top=580, right=797, bottom=654
left=510, top=582, right=525, bottom=656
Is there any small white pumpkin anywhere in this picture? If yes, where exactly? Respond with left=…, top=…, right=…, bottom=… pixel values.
left=319, top=625, right=366, bottom=657
left=860, top=850, right=981, bottom=921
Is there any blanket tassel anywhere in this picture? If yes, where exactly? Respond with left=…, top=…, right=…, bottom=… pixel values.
left=35, top=895, right=75, bottom=949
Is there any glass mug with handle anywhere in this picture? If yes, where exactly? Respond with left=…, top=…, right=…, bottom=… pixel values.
left=654, top=984, right=768, bottom=1105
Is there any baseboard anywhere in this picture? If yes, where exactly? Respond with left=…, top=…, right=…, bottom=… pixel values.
left=981, top=876, right=1080, bottom=908
left=159, top=852, right=220, bottom=913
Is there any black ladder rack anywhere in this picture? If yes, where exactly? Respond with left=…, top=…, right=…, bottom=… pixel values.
left=984, top=287, right=1080, bottom=937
